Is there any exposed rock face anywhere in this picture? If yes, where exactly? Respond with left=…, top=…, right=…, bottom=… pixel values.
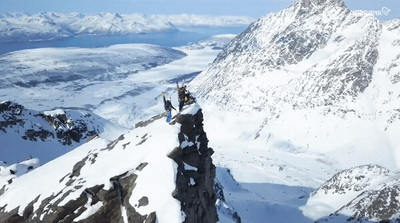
left=168, top=109, right=218, bottom=223
left=0, top=171, right=153, bottom=223
left=0, top=101, right=98, bottom=145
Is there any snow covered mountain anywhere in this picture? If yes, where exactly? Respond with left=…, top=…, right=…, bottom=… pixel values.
left=0, top=12, right=253, bottom=43
left=0, top=101, right=123, bottom=164
left=0, top=12, right=177, bottom=42
left=189, top=0, right=400, bottom=221
left=0, top=104, right=218, bottom=223
left=304, top=165, right=400, bottom=222
left=191, top=0, right=400, bottom=168
left=0, top=12, right=71, bottom=42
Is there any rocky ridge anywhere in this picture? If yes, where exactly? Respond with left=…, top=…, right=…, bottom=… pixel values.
left=0, top=101, right=106, bottom=163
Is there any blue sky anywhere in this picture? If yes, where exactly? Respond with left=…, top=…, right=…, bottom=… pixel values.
left=0, top=0, right=398, bottom=20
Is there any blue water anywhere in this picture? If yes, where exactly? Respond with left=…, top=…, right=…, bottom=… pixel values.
left=0, top=27, right=246, bottom=55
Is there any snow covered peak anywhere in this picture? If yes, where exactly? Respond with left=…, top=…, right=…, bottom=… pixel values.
left=296, top=0, right=346, bottom=10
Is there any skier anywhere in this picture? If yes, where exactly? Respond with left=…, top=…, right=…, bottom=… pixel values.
left=177, top=82, right=186, bottom=112
left=162, top=92, right=176, bottom=123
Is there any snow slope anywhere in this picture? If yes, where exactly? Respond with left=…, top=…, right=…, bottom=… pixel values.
left=0, top=110, right=182, bottom=222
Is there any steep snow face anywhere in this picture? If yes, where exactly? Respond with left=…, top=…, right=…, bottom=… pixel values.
left=0, top=101, right=123, bottom=164
left=190, top=0, right=400, bottom=170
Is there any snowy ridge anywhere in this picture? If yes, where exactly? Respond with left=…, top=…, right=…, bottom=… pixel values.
left=0, top=104, right=217, bottom=223
left=0, top=12, right=253, bottom=42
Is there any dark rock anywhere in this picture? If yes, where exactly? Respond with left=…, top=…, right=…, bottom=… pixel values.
left=145, top=212, right=157, bottom=223
left=136, top=162, right=148, bottom=171
left=138, top=197, right=149, bottom=207
left=170, top=109, right=218, bottom=223
left=103, top=135, right=125, bottom=151
left=21, top=196, right=39, bottom=220
left=70, top=156, right=89, bottom=178
left=135, top=113, right=166, bottom=128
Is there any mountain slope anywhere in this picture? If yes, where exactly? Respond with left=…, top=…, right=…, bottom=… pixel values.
left=303, top=165, right=400, bottom=222
left=190, top=0, right=400, bottom=168
left=0, top=104, right=218, bottom=223
left=189, top=0, right=400, bottom=221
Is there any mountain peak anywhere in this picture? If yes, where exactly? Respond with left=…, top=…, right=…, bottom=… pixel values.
left=294, top=0, right=348, bottom=17
left=297, top=0, right=346, bottom=8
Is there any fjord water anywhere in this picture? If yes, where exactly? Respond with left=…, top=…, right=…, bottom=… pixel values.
left=0, top=27, right=246, bottom=55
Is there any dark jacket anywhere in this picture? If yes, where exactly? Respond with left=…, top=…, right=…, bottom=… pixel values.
left=163, top=95, right=176, bottom=111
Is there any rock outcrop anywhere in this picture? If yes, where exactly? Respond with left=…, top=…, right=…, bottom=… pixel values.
left=0, top=101, right=98, bottom=145
left=168, top=109, right=218, bottom=223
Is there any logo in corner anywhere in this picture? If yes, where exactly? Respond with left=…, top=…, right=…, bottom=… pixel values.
left=382, top=7, right=391, bottom=16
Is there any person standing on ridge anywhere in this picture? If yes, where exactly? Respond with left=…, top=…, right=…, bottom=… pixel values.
left=177, top=82, right=186, bottom=112
left=162, top=92, right=176, bottom=123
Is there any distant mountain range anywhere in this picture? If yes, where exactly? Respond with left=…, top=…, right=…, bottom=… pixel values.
left=0, top=12, right=254, bottom=42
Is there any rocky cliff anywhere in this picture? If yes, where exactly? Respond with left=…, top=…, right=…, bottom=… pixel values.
left=168, top=110, right=218, bottom=223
